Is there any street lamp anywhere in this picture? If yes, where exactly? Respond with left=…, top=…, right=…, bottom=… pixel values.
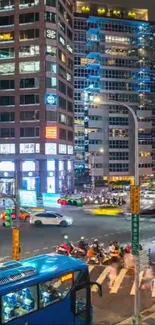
left=94, top=99, right=140, bottom=324
left=89, top=148, right=104, bottom=194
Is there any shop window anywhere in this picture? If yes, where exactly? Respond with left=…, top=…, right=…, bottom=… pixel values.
left=0, top=144, right=15, bottom=154
left=22, top=161, right=35, bottom=171
left=20, top=143, right=40, bottom=154
left=2, top=286, right=38, bottom=323
left=39, top=276, right=72, bottom=308
left=45, top=143, right=57, bottom=155
left=59, top=144, right=66, bottom=154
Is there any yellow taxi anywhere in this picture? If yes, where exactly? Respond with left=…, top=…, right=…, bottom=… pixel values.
left=2, top=208, right=31, bottom=221
left=91, top=204, right=124, bottom=216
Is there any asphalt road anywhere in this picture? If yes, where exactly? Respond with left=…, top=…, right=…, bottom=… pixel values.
left=1, top=206, right=155, bottom=324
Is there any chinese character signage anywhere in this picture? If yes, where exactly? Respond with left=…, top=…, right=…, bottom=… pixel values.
left=45, top=93, right=57, bottom=106
left=132, top=214, right=140, bottom=255
left=130, top=185, right=140, bottom=214
left=46, top=126, right=57, bottom=139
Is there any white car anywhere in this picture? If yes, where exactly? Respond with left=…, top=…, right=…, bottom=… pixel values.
left=30, top=212, right=73, bottom=227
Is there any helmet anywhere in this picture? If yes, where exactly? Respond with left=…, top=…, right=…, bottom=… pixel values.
left=94, top=239, right=98, bottom=243
left=64, top=235, right=68, bottom=239
left=81, top=236, right=85, bottom=240
left=93, top=243, right=98, bottom=248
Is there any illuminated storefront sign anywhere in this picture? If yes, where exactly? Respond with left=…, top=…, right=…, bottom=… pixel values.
left=0, top=161, right=15, bottom=171
left=46, top=126, right=57, bottom=139
left=45, top=93, right=57, bottom=105
left=42, top=193, right=59, bottom=207
left=46, top=29, right=56, bottom=40
left=19, top=190, right=37, bottom=207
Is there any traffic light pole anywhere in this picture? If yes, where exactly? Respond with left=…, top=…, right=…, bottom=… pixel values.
left=15, top=171, right=20, bottom=226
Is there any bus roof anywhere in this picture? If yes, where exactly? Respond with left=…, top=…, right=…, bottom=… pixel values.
left=0, top=254, right=87, bottom=294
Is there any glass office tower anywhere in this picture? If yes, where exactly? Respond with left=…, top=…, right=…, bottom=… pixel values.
left=74, top=2, right=155, bottom=186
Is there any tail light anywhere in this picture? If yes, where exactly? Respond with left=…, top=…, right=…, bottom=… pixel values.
left=57, top=199, right=61, bottom=204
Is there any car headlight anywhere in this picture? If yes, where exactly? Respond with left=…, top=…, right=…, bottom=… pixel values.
left=64, top=217, right=73, bottom=224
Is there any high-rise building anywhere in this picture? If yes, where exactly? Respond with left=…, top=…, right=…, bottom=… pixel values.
left=0, top=0, right=74, bottom=195
left=74, top=1, right=155, bottom=186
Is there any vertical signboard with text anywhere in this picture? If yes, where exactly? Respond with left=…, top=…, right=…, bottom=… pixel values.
left=130, top=185, right=140, bottom=255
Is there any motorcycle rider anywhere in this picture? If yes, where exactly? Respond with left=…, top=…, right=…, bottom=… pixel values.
left=62, top=235, right=74, bottom=255
left=78, top=237, right=88, bottom=253
left=109, top=241, right=120, bottom=260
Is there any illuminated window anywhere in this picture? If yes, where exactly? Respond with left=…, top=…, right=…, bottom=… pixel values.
left=0, top=161, right=14, bottom=171
left=22, top=161, right=35, bottom=171
left=59, top=34, right=65, bottom=46
left=0, top=32, right=14, bottom=42
left=80, top=58, right=88, bottom=66
left=59, top=160, right=64, bottom=171
left=68, top=145, right=73, bottom=154
left=0, top=63, right=15, bottom=75
left=20, top=143, right=40, bottom=154
left=0, top=47, right=14, bottom=59
left=19, top=45, right=39, bottom=58
left=46, top=46, right=56, bottom=56
left=67, top=160, right=72, bottom=170
left=46, top=126, right=57, bottom=139
left=139, top=151, right=151, bottom=157
left=59, top=144, right=66, bottom=154
left=19, top=61, right=40, bottom=73
left=67, top=44, right=73, bottom=54
left=47, top=160, right=55, bottom=171
left=45, top=143, right=57, bottom=155
left=0, top=144, right=15, bottom=154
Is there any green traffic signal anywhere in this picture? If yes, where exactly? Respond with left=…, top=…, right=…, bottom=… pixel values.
left=3, top=209, right=13, bottom=227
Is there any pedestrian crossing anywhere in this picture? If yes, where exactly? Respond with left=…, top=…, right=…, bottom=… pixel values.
left=89, top=265, right=155, bottom=296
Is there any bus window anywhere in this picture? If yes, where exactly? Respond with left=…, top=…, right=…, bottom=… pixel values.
left=39, top=274, right=73, bottom=308
left=2, top=285, right=38, bottom=324
left=75, top=287, right=87, bottom=314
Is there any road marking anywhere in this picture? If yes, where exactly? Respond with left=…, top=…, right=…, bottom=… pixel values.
left=91, top=267, right=109, bottom=292
left=24, top=251, right=30, bottom=254
left=33, top=249, right=39, bottom=253
left=104, top=234, right=109, bottom=237
left=130, top=270, right=144, bottom=295
left=110, top=268, right=127, bottom=294
left=43, top=247, right=49, bottom=250
left=151, top=279, right=155, bottom=297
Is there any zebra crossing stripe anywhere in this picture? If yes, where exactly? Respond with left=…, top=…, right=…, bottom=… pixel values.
left=91, top=267, right=110, bottom=292
left=151, top=279, right=155, bottom=297
left=110, top=268, right=127, bottom=294
left=130, top=270, right=144, bottom=295
left=88, top=265, right=95, bottom=273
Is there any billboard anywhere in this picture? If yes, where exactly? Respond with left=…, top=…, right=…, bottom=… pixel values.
left=45, top=93, right=57, bottom=105
left=19, top=190, right=37, bottom=207
left=42, top=193, right=60, bottom=208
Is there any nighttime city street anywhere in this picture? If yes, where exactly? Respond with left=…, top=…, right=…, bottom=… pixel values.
left=1, top=207, right=155, bottom=324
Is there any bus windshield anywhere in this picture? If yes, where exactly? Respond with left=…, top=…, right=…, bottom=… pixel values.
left=0, top=254, right=101, bottom=325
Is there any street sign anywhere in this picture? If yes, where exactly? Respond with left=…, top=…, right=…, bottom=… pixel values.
left=130, top=185, right=140, bottom=214
left=12, top=228, right=20, bottom=261
left=132, top=214, right=140, bottom=255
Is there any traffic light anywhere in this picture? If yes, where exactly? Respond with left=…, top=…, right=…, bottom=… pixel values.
left=3, top=209, right=12, bottom=227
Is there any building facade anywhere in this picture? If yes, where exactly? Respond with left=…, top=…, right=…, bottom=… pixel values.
left=74, top=2, right=155, bottom=186
left=0, top=0, right=74, bottom=195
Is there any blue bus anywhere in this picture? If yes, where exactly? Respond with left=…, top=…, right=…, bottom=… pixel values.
left=0, top=254, right=102, bottom=325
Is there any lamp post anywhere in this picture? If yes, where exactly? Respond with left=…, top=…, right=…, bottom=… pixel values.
left=89, top=148, right=104, bottom=195
left=96, top=99, right=140, bottom=324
